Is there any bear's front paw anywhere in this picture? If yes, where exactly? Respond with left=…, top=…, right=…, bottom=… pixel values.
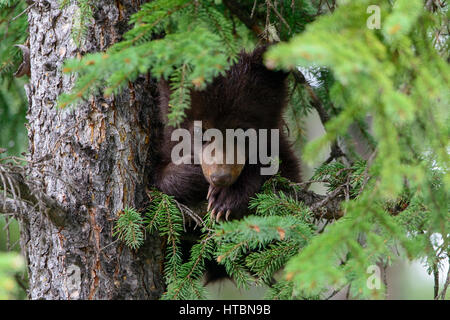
left=207, top=185, right=246, bottom=222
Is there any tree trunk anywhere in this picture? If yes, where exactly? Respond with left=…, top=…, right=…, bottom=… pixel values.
left=19, top=0, right=164, bottom=299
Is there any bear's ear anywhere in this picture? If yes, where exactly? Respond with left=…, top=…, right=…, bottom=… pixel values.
left=157, top=78, right=171, bottom=125
left=247, top=44, right=289, bottom=80
left=247, top=45, right=269, bottom=64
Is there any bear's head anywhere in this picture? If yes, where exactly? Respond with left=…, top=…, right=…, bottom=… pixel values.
left=187, top=46, right=289, bottom=188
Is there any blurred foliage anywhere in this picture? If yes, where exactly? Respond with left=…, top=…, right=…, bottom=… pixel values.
left=266, top=0, right=448, bottom=299
left=0, top=77, right=28, bottom=156
left=0, top=249, right=26, bottom=300
left=0, top=0, right=28, bottom=156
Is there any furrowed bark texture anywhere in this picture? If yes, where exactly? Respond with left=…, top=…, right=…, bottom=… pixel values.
left=21, top=0, right=164, bottom=299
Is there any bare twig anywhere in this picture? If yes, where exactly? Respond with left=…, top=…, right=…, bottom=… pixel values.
left=266, top=0, right=291, bottom=33
left=100, top=239, right=120, bottom=252
left=290, top=187, right=344, bottom=220
left=0, top=196, right=32, bottom=216
left=174, top=199, right=207, bottom=230
left=433, top=261, right=440, bottom=299
left=310, top=184, right=345, bottom=212
left=13, top=44, right=30, bottom=78
left=325, top=283, right=348, bottom=300
left=250, top=0, right=258, bottom=18
left=438, top=261, right=450, bottom=300
left=4, top=216, right=11, bottom=251
left=289, top=179, right=329, bottom=191
left=357, top=149, right=377, bottom=196
left=11, top=3, right=35, bottom=22
left=0, top=162, right=67, bottom=227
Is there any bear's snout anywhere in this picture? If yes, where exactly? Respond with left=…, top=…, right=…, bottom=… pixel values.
left=210, top=172, right=233, bottom=187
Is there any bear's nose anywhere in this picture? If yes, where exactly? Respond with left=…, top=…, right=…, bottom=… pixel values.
left=210, top=173, right=232, bottom=187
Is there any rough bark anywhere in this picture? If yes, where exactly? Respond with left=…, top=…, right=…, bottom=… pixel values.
left=19, top=0, right=164, bottom=299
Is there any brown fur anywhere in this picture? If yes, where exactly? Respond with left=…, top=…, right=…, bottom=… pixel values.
left=154, top=46, right=301, bottom=220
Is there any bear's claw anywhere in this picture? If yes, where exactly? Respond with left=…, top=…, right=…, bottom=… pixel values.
left=207, top=185, right=234, bottom=222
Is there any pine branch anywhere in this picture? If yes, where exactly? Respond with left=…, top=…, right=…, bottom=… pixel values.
left=113, top=207, right=145, bottom=250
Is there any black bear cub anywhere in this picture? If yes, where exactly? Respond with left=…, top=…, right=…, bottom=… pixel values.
left=154, top=46, right=300, bottom=222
